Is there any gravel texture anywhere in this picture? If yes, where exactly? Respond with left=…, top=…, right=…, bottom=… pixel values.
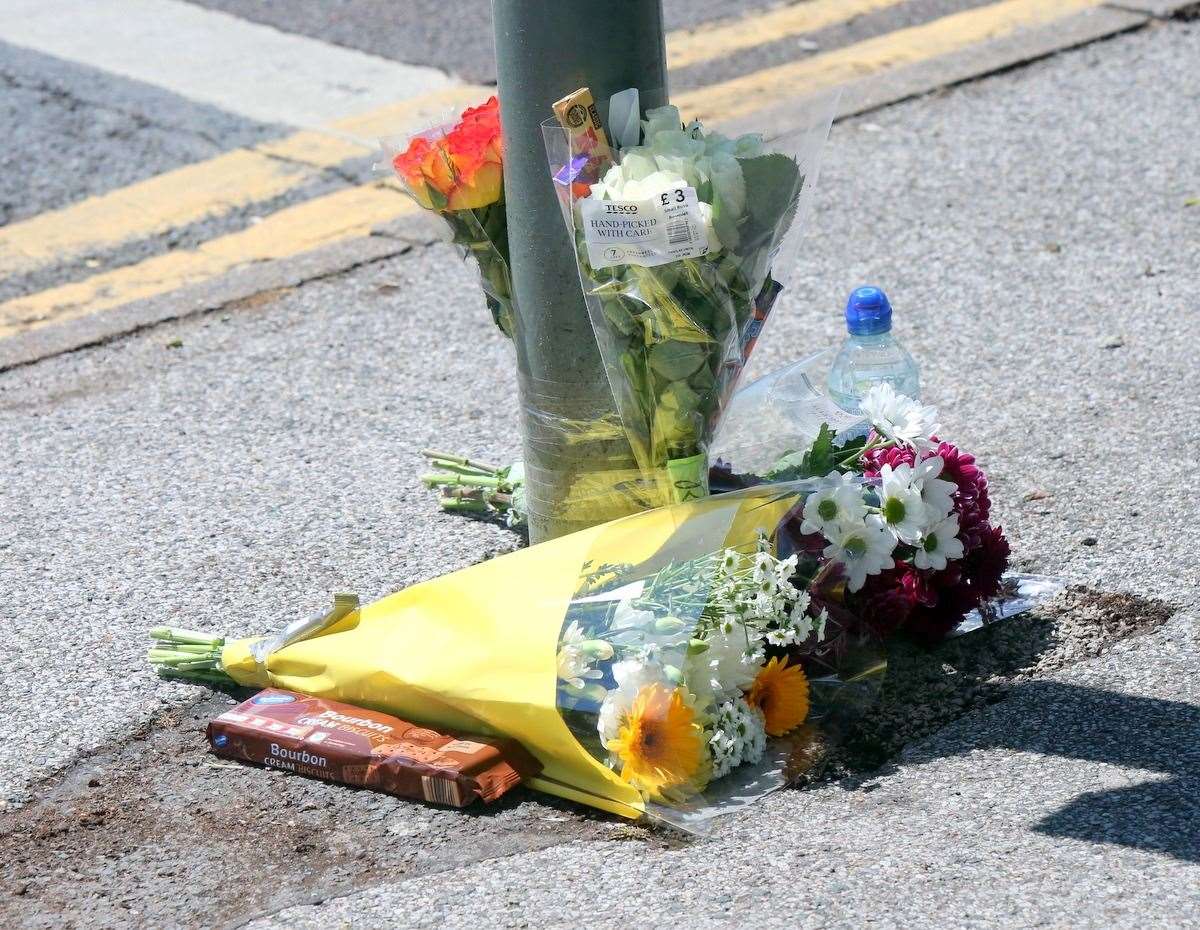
left=1, top=15, right=1198, bottom=930
left=0, top=588, right=1176, bottom=929
left=1, top=247, right=522, bottom=807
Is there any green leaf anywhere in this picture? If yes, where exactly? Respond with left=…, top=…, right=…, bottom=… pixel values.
left=648, top=340, right=707, bottom=380
left=762, top=423, right=837, bottom=481
left=738, top=153, right=802, bottom=230
left=427, top=183, right=449, bottom=211
left=831, top=433, right=867, bottom=470
left=735, top=153, right=803, bottom=292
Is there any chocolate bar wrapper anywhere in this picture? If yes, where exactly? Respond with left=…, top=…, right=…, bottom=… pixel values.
left=207, top=689, right=540, bottom=806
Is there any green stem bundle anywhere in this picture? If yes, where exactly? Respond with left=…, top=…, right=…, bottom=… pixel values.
left=147, top=626, right=235, bottom=685
left=419, top=450, right=526, bottom=528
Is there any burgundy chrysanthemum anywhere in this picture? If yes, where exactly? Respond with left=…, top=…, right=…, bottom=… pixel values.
left=961, top=522, right=1010, bottom=601
left=903, top=567, right=983, bottom=644
left=899, top=562, right=945, bottom=607
left=930, top=439, right=991, bottom=546
left=861, top=443, right=915, bottom=476
left=856, top=568, right=916, bottom=637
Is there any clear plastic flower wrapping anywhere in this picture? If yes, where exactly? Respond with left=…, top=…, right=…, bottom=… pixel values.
left=543, top=89, right=840, bottom=514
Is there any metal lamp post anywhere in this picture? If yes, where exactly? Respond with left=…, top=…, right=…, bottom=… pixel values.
left=492, top=0, right=667, bottom=543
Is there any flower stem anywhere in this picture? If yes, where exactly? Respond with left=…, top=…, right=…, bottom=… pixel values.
left=420, top=449, right=501, bottom=473
left=836, top=437, right=893, bottom=470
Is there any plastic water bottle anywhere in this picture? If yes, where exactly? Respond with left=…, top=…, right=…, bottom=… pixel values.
left=826, top=286, right=920, bottom=414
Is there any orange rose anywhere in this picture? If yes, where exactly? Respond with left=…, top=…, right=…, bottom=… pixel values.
left=392, top=135, right=454, bottom=209
left=392, top=96, right=503, bottom=212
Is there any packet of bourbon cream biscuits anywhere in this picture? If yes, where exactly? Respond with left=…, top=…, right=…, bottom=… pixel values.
left=207, top=689, right=540, bottom=807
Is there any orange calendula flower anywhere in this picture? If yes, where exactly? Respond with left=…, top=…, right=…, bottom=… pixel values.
left=392, top=96, right=503, bottom=212
left=746, top=657, right=810, bottom=736
left=607, top=683, right=708, bottom=800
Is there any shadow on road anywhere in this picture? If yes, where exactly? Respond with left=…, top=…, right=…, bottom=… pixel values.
left=825, top=588, right=1196, bottom=861
left=964, top=680, right=1200, bottom=863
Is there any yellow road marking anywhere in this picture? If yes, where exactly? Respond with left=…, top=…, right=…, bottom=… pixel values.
left=0, top=84, right=488, bottom=280
left=666, top=0, right=908, bottom=69
left=0, top=149, right=308, bottom=277
left=0, top=185, right=417, bottom=337
left=675, top=0, right=1106, bottom=123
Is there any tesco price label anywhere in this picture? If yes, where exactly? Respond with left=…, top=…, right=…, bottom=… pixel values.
left=580, top=186, right=711, bottom=268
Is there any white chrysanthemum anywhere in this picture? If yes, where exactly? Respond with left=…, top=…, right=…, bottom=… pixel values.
left=790, top=589, right=812, bottom=618
left=694, top=621, right=763, bottom=698
left=597, top=658, right=671, bottom=745
left=800, top=472, right=868, bottom=537
left=708, top=696, right=768, bottom=779
left=860, top=383, right=940, bottom=450
left=914, top=455, right=958, bottom=523
left=556, top=621, right=610, bottom=690
left=610, top=601, right=657, bottom=632
left=765, top=628, right=792, bottom=648
left=914, top=514, right=966, bottom=571
left=751, top=591, right=782, bottom=620
left=822, top=516, right=896, bottom=592
left=878, top=462, right=929, bottom=545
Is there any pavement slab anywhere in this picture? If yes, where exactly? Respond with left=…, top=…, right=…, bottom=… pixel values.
left=2, top=14, right=1199, bottom=930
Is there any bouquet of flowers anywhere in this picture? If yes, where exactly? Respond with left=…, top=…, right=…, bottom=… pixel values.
left=546, top=97, right=835, bottom=508
left=550, top=388, right=1012, bottom=813
left=385, top=96, right=515, bottom=337
left=731, top=383, right=1013, bottom=647
left=554, top=527, right=860, bottom=815
left=148, top=479, right=888, bottom=830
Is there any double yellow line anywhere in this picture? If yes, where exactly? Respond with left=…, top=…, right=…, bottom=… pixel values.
left=0, top=0, right=1107, bottom=339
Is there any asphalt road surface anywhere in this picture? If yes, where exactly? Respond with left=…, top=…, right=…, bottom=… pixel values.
left=2, top=3, right=1199, bottom=929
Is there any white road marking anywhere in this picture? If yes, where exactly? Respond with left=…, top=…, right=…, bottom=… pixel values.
left=0, top=0, right=457, bottom=127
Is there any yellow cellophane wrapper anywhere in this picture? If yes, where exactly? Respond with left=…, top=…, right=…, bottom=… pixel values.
left=220, top=487, right=798, bottom=818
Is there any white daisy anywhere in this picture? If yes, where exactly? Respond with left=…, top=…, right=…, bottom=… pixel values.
left=822, top=516, right=896, bottom=592
left=860, top=383, right=940, bottom=450
left=787, top=603, right=815, bottom=644
left=913, top=514, right=966, bottom=570
left=766, top=628, right=792, bottom=647
left=914, top=455, right=958, bottom=523
left=788, top=589, right=811, bottom=620
left=799, top=471, right=868, bottom=537
left=773, top=552, right=799, bottom=589
left=751, top=550, right=775, bottom=583
left=877, top=462, right=929, bottom=544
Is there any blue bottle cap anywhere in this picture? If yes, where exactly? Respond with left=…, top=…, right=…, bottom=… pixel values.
left=845, top=286, right=892, bottom=336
